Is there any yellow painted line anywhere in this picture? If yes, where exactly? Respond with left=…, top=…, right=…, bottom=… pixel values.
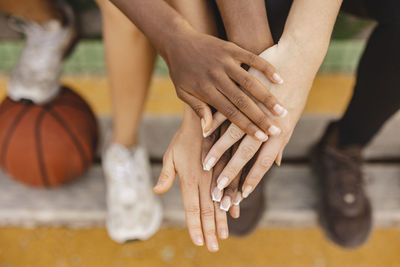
left=0, top=74, right=354, bottom=115
left=0, top=227, right=399, bottom=267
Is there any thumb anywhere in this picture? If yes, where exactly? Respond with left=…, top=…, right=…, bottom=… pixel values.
left=153, top=151, right=176, bottom=194
left=179, top=91, right=213, bottom=137
left=275, top=148, right=284, bottom=167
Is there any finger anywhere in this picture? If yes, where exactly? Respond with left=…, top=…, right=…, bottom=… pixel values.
left=214, top=201, right=229, bottom=239
left=234, top=48, right=284, bottom=84
left=221, top=173, right=241, bottom=215
left=178, top=91, right=214, bottom=136
left=206, top=89, right=269, bottom=142
left=229, top=204, right=240, bottom=219
left=275, top=148, right=283, bottom=167
left=215, top=135, right=263, bottom=191
left=210, top=123, right=230, bottom=202
left=203, top=123, right=244, bottom=171
left=241, top=137, right=283, bottom=198
left=153, top=150, right=176, bottom=194
left=203, top=112, right=227, bottom=138
left=180, top=179, right=204, bottom=247
left=228, top=66, right=288, bottom=118
left=217, top=75, right=282, bottom=137
left=199, top=173, right=219, bottom=252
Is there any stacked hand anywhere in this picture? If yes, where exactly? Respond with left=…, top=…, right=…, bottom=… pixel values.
left=154, top=41, right=319, bottom=252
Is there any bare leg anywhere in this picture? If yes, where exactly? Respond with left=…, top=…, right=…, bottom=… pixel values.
left=96, top=0, right=156, bottom=147
left=0, top=0, right=62, bottom=23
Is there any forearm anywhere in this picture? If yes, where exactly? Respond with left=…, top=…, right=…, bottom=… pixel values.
left=110, top=0, right=192, bottom=58
left=216, top=0, right=273, bottom=54
left=280, top=0, right=342, bottom=67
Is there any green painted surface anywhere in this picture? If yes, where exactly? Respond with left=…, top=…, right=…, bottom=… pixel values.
left=0, top=39, right=365, bottom=75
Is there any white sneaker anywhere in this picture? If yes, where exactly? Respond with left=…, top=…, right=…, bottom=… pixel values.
left=7, top=1, right=76, bottom=104
left=103, top=143, right=163, bottom=243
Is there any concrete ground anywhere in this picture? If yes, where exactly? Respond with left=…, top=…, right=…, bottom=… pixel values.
left=0, top=73, right=399, bottom=267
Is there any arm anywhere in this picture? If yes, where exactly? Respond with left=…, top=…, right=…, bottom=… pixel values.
left=206, top=0, right=343, bottom=197
left=216, top=0, right=274, bottom=53
left=110, top=0, right=287, bottom=141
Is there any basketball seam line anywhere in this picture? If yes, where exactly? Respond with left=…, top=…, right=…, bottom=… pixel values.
left=35, top=109, right=50, bottom=187
left=0, top=105, right=31, bottom=167
left=45, top=106, right=89, bottom=171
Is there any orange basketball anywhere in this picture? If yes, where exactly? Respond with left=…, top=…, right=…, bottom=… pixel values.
left=0, top=86, right=98, bottom=188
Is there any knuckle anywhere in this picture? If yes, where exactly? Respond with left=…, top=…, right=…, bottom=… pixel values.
left=259, top=156, right=275, bottom=168
left=247, top=53, right=257, bottom=64
left=191, top=104, right=204, bottom=116
left=240, top=145, right=256, bottom=159
left=201, top=207, right=215, bottom=218
left=175, top=88, right=185, bottom=100
left=232, top=95, right=248, bottom=110
left=262, top=94, right=275, bottom=107
left=223, top=105, right=238, bottom=119
left=241, top=75, right=253, bottom=89
left=186, top=205, right=200, bottom=216
left=254, top=116, right=268, bottom=131
left=227, top=125, right=243, bottom=140
left=204, top=228, right=216, bottom=237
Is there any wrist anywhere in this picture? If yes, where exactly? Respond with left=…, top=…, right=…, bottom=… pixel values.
left=229, top=32, right=273, bottom=54
left=158, top=19, right=195, bottom=63
left=279, top=29, right=329, bottom=67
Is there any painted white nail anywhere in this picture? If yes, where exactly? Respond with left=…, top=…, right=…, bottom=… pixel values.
left=201, top=118, right=205, bottom=132
left=220, top=196, right=231, bottom=211
left=220, top=229, right=228, bottom=239
left=210, top=242, right=219, bottom=251
left=273, top=73, right=284, bottom=84
left=217, top=177, right=229, bottom=190
left=203, top=157, right=216, bottom=171
left=233, top=194, right=243, bottom=206
left=268, top=125, right=281, bottom=136
left=212, top=187, right=223, bottom=202
left=273, top=104, right=288, bottom=118
left=255, top=131, right=268, bottom=142
left=195, top=236, right=204, bottom=246
left=242, top=186, right=252, bottom=198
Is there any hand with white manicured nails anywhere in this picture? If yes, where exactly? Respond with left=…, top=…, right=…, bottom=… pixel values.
left=202, top=42, right=320, bottom=199
left=154, top=106, right=231, bottom=252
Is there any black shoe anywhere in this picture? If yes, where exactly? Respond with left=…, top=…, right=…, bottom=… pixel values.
left=311, top=121, right=372, bottom=248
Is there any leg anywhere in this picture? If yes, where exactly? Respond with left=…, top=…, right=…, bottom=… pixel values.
left=0, top=0, right=62, bottom=23
left=311, top=0, right=400, bottom=248
left=338, top=23, right=400, bottom=146
left=97, top=0, right=156, bottom=147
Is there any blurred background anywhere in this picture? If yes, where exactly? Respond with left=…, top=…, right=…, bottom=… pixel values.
left=0, top=2, right=400, bottom=267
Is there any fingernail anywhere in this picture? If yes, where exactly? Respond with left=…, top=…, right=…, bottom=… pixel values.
left=268, top=125, right=281, bottom=136
left=273, top=73, right=284, bottom=84
left=242, top=186, right=252, bottom=198
left=195, top=236, right=204, bottom=246
left=220, top=196, right=231, bottom=211
left=201, top=118, right=206, bottom=135
left=233, top=194, right=242, bottom=206
left=273, top=104, right=288, bottom=118
left=203, top=156, right=216, bottom=171
left=255, top=131, right=268, bottom=142
left=212, top=187, right=223, bottom=202
left=210, top=242, right=219, bottom=252
left=220, top=229, right=228, bottom=239
left=203, top=130, right=211, bottom=138
left=217, top=176, right=229, bottom=190
left=275, top=158, right=282, bottom=167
